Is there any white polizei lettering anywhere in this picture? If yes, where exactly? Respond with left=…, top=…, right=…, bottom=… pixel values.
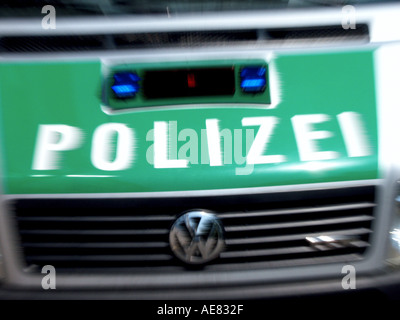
left=91, top=123, right=134, bottom=171
left=32, top=125, right=83, bottom=170
left=337, top=112, right=371, bottom=157
left=242, top=116, right=286, bottom=164
left=32, top=112, right=373, bottom=172
left=205, top=119, right=223, bottom=166
left=154, top=121, right=188, bottom=168
left=291, top=114, right=340, bottom=161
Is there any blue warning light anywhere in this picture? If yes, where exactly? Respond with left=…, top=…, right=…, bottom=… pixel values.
left=111, top=72, right=140, bottom=98
left=240, top=67, right=267, bottom=93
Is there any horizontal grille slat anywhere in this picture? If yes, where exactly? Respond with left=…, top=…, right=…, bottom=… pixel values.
left=221, top=242, right=370, bottom=259
left=19, top=229, right=169, bottom=236
left=26, top=254, right=173, bottom=262
left=218, top=203, right=375, bottom=219
left=17, top=215, right=174, bottom=222
left=12, top=184, right=377, bottom=273
left=225, top=228, right=372, bottom=245
left=22, top=242, right=169, bottom=249
left=222, top=246, right=317, bottom=259
left=209, top=254, right=365, bottom=271
left=225, top=215, right=374, bottom=232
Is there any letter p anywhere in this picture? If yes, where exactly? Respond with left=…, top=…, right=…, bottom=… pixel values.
left=32, top=125, right=83, bottom=170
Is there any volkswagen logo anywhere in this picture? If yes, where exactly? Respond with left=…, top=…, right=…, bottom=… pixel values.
left=169, top=210, right=225, bottom=265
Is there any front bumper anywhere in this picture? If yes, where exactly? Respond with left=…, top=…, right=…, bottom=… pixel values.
left=0, top=268, right=400, bottom=300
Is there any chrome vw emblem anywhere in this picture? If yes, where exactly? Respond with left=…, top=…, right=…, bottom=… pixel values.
left=169, top=210, right=225, bottom=265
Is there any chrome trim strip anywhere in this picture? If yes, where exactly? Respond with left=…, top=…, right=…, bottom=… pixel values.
left=100, top=102, right=274, bottom=115
left=0, top=9, right=363, bottom=35
left=2, top=179, right=382, bottom=200
left=0, top=4, right=392, bottom=40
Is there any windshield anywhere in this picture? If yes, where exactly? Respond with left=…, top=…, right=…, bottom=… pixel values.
left=0, top=0, right=399, bottom=17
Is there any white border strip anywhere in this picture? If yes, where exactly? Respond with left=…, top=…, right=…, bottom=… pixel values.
left=1, top=179, right=382, bottom=200
left=374, top=43, right=400, bottom=178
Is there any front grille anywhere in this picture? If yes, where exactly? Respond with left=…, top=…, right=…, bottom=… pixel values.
left=12, top=185, right=376, bottom=273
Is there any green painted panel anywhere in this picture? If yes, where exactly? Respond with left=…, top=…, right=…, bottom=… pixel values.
left=0, top=50, right=378, bottom=194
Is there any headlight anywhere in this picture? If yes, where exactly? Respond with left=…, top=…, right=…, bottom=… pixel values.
left=387, top=186, right=400, bottom=266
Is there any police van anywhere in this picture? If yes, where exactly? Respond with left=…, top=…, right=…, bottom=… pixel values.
left=0, top=0, right=400, bottom=299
